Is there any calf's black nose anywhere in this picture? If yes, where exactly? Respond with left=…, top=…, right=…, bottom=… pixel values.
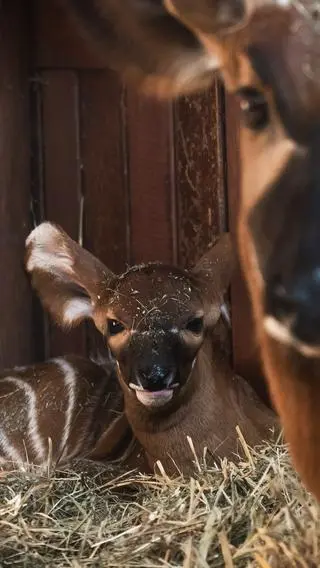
left=135, top=365, right=174, bottom=391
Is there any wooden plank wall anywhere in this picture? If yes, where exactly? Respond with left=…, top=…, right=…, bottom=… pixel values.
left=0, top=0, right=34, bottom=368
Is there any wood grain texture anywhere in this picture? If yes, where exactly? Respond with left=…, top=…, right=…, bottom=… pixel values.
left=126, top=90, right=175, bottom=265
left=174, top=82, right=230, bottom=356
left=175, top=82, right=227, bottom=268
left=0, top=0, right=33, bottom=367
left=80, top=70, right=129, bottom=357
left=80, top=71, right=128, bottom=272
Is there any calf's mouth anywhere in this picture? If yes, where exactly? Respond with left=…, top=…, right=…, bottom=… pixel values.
left=129, top=381, right=180, bottom=408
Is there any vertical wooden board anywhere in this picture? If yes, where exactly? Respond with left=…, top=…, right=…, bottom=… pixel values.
left=80, top=70, right=128, bottom=356
left=80, top=71, right=128, bottom=272
left=41, top=70, right=86, bottom=358
left=30, top=70, right=47, bottom=363
left=126, top=90, right=175, bottom=265
left=0, top=0, right=34, bottom=367
left=175, top=82, right=227, bottom=268
left=174, top=82, right=230, bottom=356
left=225, top=93, right=268, bottom=402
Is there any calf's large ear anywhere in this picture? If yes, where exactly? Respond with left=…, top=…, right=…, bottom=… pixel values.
left=192, top=232, right=236, bottom=325
left=25, top=222, right=115, bottom=329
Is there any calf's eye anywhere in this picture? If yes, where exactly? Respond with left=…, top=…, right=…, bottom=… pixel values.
left=107, top=319, right=126, bottom=336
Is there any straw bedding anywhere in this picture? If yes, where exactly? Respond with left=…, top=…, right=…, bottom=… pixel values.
left=0, top=438, right=319, bottom=567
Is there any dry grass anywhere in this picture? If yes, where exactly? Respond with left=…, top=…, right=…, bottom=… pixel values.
left=0, top=440, right=319, bottom=568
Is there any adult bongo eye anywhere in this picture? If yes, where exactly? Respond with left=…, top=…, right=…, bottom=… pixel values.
left=237, top=86, right=269, bottom=131
left=185, top=316, right=204, bottom=334
left=107, top=319, right=125, bottom=336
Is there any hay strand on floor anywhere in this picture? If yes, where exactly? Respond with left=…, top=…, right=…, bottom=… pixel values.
left=0, top=439, right=319, bottom=567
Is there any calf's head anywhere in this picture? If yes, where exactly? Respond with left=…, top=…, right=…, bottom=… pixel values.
left=25, top=223, right=233, bottom=410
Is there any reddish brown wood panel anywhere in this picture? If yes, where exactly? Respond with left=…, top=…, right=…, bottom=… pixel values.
left=225, top=93, right=268, bottom=402
left=0, top=0, right=34, bottom=368
left=174, top=83, right=230, bottom=355
left=126, top=91, right=175, bottom=265
left=175, top=82, right=227, bottom=268
left=41, top=70, right=87, bottom=358
left=80, top=70, right=129, bottom=357
left=80, top=71, right=129, bottom=272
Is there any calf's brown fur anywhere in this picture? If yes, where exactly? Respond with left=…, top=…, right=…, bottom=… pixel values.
left=0, top=355, right=142, bottom=469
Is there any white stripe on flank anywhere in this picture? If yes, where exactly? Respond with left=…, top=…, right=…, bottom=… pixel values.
left=54, top=359, right=77, bottom=460
left=69, top=371, right=110, bottom=460
left=0, top=427, right=24, bottom=465
left=4, top=377, right=46, bottom=462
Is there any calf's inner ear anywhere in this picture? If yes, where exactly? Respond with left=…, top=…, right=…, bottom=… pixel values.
left=191, top=233, right=235, bottom=324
